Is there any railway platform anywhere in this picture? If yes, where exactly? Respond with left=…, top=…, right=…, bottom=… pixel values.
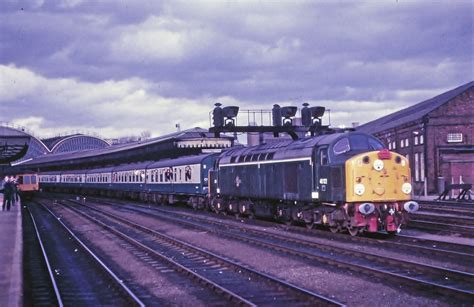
left=0, top=194, right=22, bottom=307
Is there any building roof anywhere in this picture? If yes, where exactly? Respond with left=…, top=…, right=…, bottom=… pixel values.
left=19, top=127, right=233, bottom=169
left=357, top=81, right=474, bottom=134
left=0, top=126, right=41, bottom=164
left=42, top=134, right=110, bottom=153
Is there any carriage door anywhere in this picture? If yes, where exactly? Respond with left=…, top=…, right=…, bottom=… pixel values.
left=315, top=146, right=330, bottom=201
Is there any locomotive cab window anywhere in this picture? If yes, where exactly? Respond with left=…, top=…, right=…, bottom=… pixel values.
left=333, top=135, right=384, bottom=157
left=330, top=133, right=385, bottom=163
left=320, top=148, right=328, bottom=165
left=333, top=138, right=350, bottom=155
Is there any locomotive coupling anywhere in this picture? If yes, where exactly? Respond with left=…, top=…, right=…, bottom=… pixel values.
left=403, top=201, right=419, bottom=213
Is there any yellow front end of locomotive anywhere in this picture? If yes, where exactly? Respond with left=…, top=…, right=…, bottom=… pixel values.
left=345, top=150, right=412, bottom=203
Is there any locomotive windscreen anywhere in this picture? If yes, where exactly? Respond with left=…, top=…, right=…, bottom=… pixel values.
left=331, top=134, right=384, bottom=161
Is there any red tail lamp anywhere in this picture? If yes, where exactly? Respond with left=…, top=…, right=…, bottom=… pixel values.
left=378, top=149, right=391, bottom=160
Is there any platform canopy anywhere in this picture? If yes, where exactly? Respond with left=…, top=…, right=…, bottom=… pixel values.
left=0, top=126, right=31, bottom=164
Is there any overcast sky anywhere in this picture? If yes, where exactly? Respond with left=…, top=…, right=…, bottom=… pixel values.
left=1, top=0, right=472, bottom=139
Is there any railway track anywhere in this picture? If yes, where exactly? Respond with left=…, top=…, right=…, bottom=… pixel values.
left=411, top=212, right=474, bottom=227
left=419, top=199, right=474, bottom=208
left=408, top=219, right=474, bottom=238
left=64, top=198, right=474, bottom=303
left=51, top=199, right=343, bottom=306
left=83, top=197, right=474, bottom=267
left=24, top=202, right=144, bottom=306
left=418, top=202, right=474, bottom=218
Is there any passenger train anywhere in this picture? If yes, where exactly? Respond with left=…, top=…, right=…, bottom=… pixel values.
left=38, top=131, right=419, bottom=236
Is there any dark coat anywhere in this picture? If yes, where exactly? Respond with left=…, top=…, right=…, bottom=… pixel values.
left=3, top=181, right=14, bottom=197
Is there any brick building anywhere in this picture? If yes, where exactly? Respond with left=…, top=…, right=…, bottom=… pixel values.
left=357, top=81, right=473, bottom=194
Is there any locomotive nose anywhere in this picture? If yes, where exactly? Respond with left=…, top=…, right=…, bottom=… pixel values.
left=403, top=201, right=419, bottom=213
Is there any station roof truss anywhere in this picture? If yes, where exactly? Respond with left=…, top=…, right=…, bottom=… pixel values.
left=0, top=126, right=32, bottom=164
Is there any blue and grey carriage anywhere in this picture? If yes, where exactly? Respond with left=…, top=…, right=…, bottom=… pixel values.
left=39, top=153, right=218, bottom=207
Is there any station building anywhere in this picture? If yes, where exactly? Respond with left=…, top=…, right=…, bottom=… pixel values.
left=357, top=81, right=473, bottom=195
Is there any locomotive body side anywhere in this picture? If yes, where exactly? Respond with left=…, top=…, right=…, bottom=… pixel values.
left=218, top=157, right=313, bottom=202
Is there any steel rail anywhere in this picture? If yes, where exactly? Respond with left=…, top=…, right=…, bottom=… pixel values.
left=78, top=199, right=474, bottom=302
left=27, top=208, right=64, bottom=307
left=37, top=201, right=146, bottom=307
left=63, top=200, right=344, bottom=306
left=77, top=197, right=474, bottom=265
left=409, top=219, right=474, bottom=237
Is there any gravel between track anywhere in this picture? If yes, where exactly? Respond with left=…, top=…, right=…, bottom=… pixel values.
left=90, top=203, right=454, bottom=306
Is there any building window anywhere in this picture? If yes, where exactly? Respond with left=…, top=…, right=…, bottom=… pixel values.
left=388, top=142, right=392, bottom=150
left=447, top=133, right=463, bottom=143
left=420, top=152, right=425, bottom=181
left=420, top=135, right=424, bottom=144
left=414, top=153, right=420, bottom=181
left=392, top=141, right=396, bottom=149
left=405, top=138, right=409, bottom=147
left=414, top=136, right=418, bottom=145
left=400, top=140, right=404, bottom=148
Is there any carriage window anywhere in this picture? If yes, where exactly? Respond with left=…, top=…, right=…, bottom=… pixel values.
left=333, top=138, right=350, bottom=155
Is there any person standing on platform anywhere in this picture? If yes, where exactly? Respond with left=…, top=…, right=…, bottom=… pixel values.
left=11, top=176, right=19, bottom=205
left=2, top=176, right=14, bottom=211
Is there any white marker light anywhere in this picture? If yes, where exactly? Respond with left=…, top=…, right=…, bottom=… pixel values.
left=402, top=183, right=412, bottom=194
left=354, top=183, right=365, bottom=196
left=373, top=159, right=384, bottom=171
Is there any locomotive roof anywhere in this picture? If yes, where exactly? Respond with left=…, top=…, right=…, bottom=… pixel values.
left=218, top=132, right=348, bottom=164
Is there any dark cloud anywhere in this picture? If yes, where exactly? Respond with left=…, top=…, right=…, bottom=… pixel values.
left=0, top=0, right=472, bottom=138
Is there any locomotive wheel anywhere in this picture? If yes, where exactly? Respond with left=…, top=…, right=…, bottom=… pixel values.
left=329, top=226, right=339, bottom=233
left=347, top=226, right=359, bottom=236
left=305, top=221, right=315, bottom=229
